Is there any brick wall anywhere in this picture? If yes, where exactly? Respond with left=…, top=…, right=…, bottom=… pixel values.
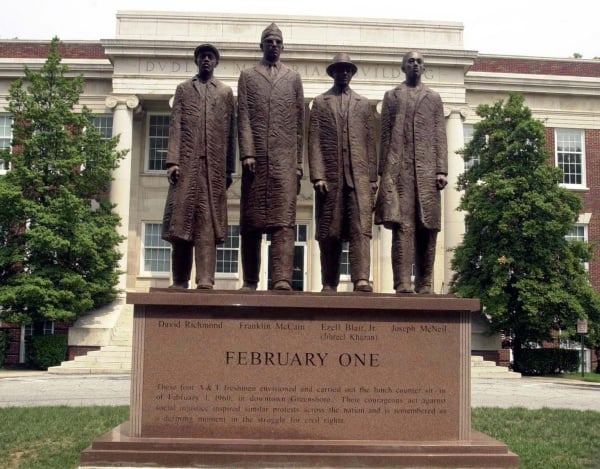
left=2, top=326, right=22, bottom=366
left=1, top=322, right=71, bottom=366
left=583, top=129, right=600, bottom=289
left=0, top=41, right=106, bottom=59
left=545, top=128, right=600, bottom=290
left=473, top=349, right=512, bottom=367
left=473, top=57, right=600, bottom=78
left=68, top=346, right=100, bottom=361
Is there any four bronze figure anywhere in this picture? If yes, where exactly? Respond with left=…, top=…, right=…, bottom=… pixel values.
left=162, top=24, right=448, bottom=294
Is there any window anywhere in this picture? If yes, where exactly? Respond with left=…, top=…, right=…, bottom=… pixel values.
left=565, top=224, right=587, bottom=243
left=147, top=114, right=170, bottom=171
left=463, top=124, right=479, bottom=171
left=340, top=242, right=350, bottom=277
left=91, top=115, right=113, bottom=140
left=216, top=225, right=240, bottom=275
left=0, top=115, right=12, bottom=173
left=566, top=223, right=589, bottom=271
left=142, top=223, right=171, bottom=274
left=555, top=129, right=585, bottom=187
left=82, top=115, right=114, bottom=172
left=43, top=321, right=55, bottom=335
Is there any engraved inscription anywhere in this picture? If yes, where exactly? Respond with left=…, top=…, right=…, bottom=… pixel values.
left=142, top=312, right=460, bottom=440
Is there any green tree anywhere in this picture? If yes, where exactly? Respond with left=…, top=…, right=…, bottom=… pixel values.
left=0, top=37, right=125, bottom=326
left=450, top=93, right=600, bottom=370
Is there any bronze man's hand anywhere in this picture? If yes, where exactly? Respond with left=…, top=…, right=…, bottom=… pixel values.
left=370, top=182, right=378, bottom=196
left=370, top=182, right=378, bottom=209
left=297, top=169, right=303, bottom=195
left=314, top=179, right=329, bottom=196
left=242, top=157, right=256, bottom=174
left=436, top=173, right=448, bottom=190
left=167, top=165, right=180, bottom=184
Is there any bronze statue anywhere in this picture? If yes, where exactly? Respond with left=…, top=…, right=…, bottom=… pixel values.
left=309, top=53, right=377, bottom=292
left=237, top=23, right=305, bottom=291
left=374, top=51, right=448, bottom=294
left=161, top=44, right=236, bottom=289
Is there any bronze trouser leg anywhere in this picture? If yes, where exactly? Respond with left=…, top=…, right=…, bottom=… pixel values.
left=241, top=230, right=262, bottom=286
left=171, top=241, right=193, bottom=285
left=344, top=186, right=371, bottom=283
left=192, top=163, right=216, bottom=287
left=193, top=228, right=216, bottom=287
left=269, top=226, right=295, bottom=287
left=319, top=238, right=342, bottom=288
left=391, top=226, right=415, bottom=292
left=414, top=228, right=437, bottom=292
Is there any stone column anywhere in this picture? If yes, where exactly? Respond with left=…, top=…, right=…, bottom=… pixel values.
left=377, top=227, right=394, bottom=293
left=442, top=106, right=468, bottom=293
left=105, top=94, right=139, bottom=292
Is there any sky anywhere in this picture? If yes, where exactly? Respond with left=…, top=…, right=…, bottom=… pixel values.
left=2, top=0, right=599, bottom=59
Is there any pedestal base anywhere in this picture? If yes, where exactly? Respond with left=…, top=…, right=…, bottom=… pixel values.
left=81, top=422, right=519, bottom=468
left=80, top=291, right=518, bottom=468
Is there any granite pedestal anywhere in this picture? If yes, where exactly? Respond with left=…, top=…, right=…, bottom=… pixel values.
left=80, top=290, right=518, bottom=468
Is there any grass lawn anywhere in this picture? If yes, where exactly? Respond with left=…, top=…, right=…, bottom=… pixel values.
left=0, top=406, right=128, bottom=469
left=472, top=407, right=600, bottom=469
left=561, top=372, right=600, bottom=384
left=1, top=406, right=600, bottom=468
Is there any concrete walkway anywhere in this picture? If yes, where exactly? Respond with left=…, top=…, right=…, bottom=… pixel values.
left=1, top=370, right=599, bottom=410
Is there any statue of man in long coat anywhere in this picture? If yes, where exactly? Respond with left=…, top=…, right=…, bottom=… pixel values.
left=375, top=51, right=448, bottom=294
left=161, top=44, right=236, bottom=289
left=309, top=53, right=377, bottom=292
left=237, top=23, right=305, bottom=291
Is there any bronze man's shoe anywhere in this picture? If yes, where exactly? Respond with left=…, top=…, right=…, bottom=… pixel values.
left=354, top=280, right=373, bottom=292
left=321, top=285, right=337, bottom=292
left=415, top=285, right=433, bottom=294
left=239, top=282, right=258, bottom=291
left=395, top=284, right=414, bottom=294
left=196, top=284, right=213, bottom=290
left=273, top=280, right=292, bottom=291
left=168, top=282, right=189, bottom=289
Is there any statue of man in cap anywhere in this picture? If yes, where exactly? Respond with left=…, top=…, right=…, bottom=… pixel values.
left=161, top=44, right=236, bottom=289
left=237, top=23, right=305, bottom=291
left=375, top=51, right=448, bottom=294
left=309, top=53, right=377, bottom=292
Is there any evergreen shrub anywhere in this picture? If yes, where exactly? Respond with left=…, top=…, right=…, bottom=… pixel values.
left=27, top=335, right=67, bottom=370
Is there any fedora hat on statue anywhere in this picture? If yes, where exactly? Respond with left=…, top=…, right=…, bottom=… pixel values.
left=326, top=52, right=358, bottom=77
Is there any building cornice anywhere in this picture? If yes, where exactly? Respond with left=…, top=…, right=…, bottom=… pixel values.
left=102, top=39, right=477, bottom=67
left=465, top=71, right=600, bottom=96
left=0, top=58, right=113, bottom=80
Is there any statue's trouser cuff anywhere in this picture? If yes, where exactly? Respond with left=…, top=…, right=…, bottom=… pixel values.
left=241, top=226, right=295, bottom=286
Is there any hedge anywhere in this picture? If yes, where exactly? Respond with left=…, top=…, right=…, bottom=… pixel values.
left=0, top=330, right=8, bottom=368
left=27, top=335, right=68, bottom=370
left=515, top=348, right=579, bottom=375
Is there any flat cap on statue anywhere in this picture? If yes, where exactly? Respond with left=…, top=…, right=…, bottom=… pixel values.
left=194, top=44, right=220, bottom=63
left=261, top=23, right=283, bottom=41
left=326, top=52, right=358, bottom=77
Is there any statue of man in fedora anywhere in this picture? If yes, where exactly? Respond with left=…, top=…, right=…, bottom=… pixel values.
left=237, top=23, right=305, bottom=291
left=309, top=53, right=377, bottom=292
left=161, top=44, right=236, bottom=289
